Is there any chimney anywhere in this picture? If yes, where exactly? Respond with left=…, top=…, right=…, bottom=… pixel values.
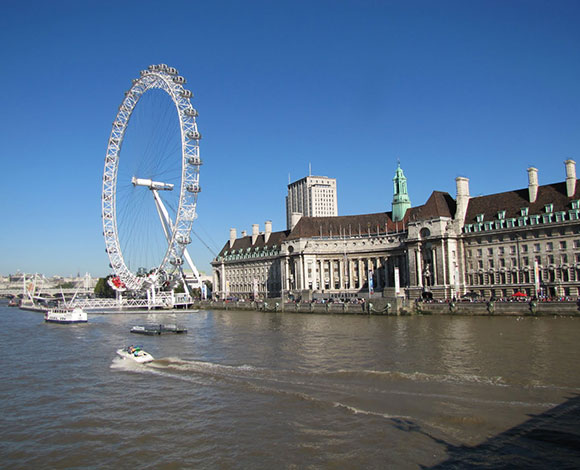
left=229, top=228, right=236, bottom=248
left=455, top=177, right=470, bottom=223
left=264, top=220, right=272, bottom=243
left=565, top=159, right=576, bottom=198
left=290, top=212, right=302, bottom=231
left=252, top=224, right=259, bottom=245
left=241, top=230, right=247, bottom=237
left=528, top=167, right=538, bottom=203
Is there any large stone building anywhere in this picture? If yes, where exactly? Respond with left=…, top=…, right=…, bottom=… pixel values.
left=212, top=160, right=580, bottom=301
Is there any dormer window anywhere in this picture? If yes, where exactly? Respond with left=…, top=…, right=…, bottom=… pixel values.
left=520, top=207, right=529, bottom=217
left=572, top=200, right=580, bottom=210
left=497, top=210, right=506, bottom=220
left=545, top=203, right=553, bottom=213
left=476, top=214, right=484, bottom=223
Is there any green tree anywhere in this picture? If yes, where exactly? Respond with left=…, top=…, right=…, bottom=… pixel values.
left=94, top=276, right=116, bottom=298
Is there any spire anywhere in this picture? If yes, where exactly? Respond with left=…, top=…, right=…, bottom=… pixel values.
left=392, top=161, right=411, bottom=222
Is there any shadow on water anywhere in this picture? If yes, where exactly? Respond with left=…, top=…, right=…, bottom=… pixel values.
left=423, top=394, right=580, bottom=469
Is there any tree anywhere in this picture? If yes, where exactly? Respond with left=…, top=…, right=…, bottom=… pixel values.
left=94, top=276, right=116, bottom=298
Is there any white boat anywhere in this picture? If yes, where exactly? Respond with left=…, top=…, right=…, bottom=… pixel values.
left=116, top=346, right=155, bottom=364
left=45, top=307, right=88, bottom=323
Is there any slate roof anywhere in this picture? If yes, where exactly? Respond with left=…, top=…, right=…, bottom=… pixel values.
left=464, top=180, right=579, bottom=223
left=217, top=230, right=290, bottom=256
left=408, top=191, right=456, bottom=222
left=286, top=212, right=402, bottom=240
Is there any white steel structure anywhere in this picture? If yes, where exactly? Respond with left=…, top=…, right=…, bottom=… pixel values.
left=102, top=64, right=202, bottom=293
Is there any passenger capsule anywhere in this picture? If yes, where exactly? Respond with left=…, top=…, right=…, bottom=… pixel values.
left=186, top=131, right=201, bottom=140
left=173, top=75, right=186, bottom=84
left=167, top=67, right=179, bottom=75
left=184, top=107, right=198, bottom=117
left=187, top=156, right=203, bottom=165
left=181, top=89, right=193, bottom=99
left=186, top=184, right=201, bottom=193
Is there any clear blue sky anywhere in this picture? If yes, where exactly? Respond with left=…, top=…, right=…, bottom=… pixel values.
left=1, top=0, right=579, bottom=278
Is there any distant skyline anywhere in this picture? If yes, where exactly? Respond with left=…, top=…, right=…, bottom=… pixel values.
left=1, top=0, right=579, bottom=278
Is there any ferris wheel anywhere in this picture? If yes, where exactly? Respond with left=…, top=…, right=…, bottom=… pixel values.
left=102, top=64, right=202, bottom=293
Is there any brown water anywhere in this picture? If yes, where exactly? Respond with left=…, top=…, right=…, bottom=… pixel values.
left=1, top=304, right=579, bottom=469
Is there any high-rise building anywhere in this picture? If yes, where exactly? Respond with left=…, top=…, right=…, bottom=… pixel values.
left=286, top=175, right=337, bottom=230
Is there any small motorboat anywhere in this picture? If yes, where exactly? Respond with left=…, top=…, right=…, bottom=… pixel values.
left=116, top=345, right=154, bottom=363
left=45, top=307, right=88, bottom=323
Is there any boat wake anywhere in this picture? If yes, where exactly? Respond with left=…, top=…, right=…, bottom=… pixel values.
left=110, top=355, right=562, bottom=429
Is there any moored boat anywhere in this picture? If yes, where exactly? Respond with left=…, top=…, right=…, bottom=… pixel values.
left=130, top=324, right=188, bottom=335
left=116, top=345, right=154, bottom=363
left=45, top=307, right=88, bottom=323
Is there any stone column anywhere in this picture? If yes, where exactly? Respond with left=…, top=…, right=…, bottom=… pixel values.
left=284, top=257, right=290, bottom=291
left=329, top=260, right=334, bottom=291
left=441, top=240, right=447, bottom=286
left=339, top=259, right=345, bottom=290
left=432, top=248, right=438, bottom=285
left=416, top=249, right=423, bottom=287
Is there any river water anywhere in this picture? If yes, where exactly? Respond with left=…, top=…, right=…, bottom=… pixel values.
left=1, top=304, right=579, bottom=469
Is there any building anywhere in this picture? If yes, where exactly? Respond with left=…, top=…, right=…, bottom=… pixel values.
left=286, top=175, right=337, bottom=230
left=212, top=160, right=580, bottom=301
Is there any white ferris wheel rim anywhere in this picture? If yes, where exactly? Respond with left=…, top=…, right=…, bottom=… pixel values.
left=101, top=64, right=201, bottom=292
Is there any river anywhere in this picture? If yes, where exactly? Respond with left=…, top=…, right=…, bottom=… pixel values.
left=1, top=304, right=579, bottom=469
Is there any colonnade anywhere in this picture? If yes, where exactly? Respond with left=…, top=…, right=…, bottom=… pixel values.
left=284, top=254, right=406, bottom=293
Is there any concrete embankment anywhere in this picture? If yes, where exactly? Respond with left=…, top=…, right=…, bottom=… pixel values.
left=193, top=299, right=580, bottom=316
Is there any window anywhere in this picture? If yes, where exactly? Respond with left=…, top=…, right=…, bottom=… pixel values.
left=545, top=203, right=553, bottom=213
left=534, top=243, right=541, bottom=252
left=546, top=242, right=553, bottom=251
left=476, top=214, right=484, bottom=223
left=548, top=255, right=555, bottom=264
left=489, top=259, right=495, bottom=268
left=572, top=200, right=580, bottom=210
left=560, top=241, right=567, bottom=250
left=510, top=245, right=516, bottom=255
left=497, top=210, right=506, bottom=219
left=562, top=254, right=568, bottom=264
left=521, top=207, right=529, bottom=216
left=499, top=247, right=505, bottom=255
left=500, top=258, right=506, bottom=267
left=522, top=244, right=528, bottom=253
left=488, top=248, right=493, bottom=256
left=523, top=256, right=529, bottom=266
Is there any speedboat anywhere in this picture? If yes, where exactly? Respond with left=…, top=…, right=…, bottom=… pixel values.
left=116, top=345, right=154, bottom=363
left=45, top=307, right=88, bottom=323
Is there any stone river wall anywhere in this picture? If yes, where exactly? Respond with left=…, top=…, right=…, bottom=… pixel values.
left=193, top=298, right=580, bottom=316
